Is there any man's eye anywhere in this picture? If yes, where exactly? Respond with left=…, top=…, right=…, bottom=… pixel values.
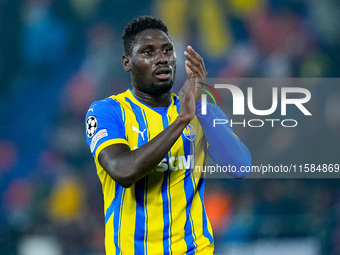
left=164, top=48, right=172, bottom=54
left=143, top=49, right=152, bottom=55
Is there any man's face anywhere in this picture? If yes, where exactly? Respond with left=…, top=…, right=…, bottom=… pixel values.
left=126, top=29, right=177, bottom=96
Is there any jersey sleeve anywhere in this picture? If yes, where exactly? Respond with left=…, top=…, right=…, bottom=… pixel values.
left=85, top=98, right=128, bottom=159
left=196, top=100, right=251, bottom=178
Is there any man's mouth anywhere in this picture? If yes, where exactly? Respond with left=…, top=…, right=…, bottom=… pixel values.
left=154, top=67, right=171, bottom=80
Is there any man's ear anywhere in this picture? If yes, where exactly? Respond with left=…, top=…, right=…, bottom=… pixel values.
left=122, top=55, right=131, bottom=72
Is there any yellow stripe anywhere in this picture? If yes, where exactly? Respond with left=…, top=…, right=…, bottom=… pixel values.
left=95, top=138, right=129, bottom=160
left=118, top=189, right=125, bottom=255
left=167, top=134, right=188, bottom=253
left=119, top=187, right=136, bottom=254
left=167, top=172, right=172, bottom=254
left=144, top=177, right=148, bottom=255
left=190, top=178, right=213, bottom=252
left=189, top=213, right=198, bottom=251
left=141, top=109, right=150, bottom=141
left=121, top=104, right=127, bottom=138
left=142, top=110, right=166, bottom=252
left=105, top=212, right=115, bottom=255
left=190, top=170, right=198, bottom=251
left=189, top=168, right=199, bottom=251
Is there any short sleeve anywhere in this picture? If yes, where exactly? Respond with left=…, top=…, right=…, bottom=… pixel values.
left=85, top=98, right=128, bottom=158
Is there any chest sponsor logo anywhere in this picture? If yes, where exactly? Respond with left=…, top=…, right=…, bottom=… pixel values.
left=155, top=154, right=194, bottom=172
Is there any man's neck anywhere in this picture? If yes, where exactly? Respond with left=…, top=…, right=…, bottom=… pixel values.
left=132, top=88, right=172, bottom=107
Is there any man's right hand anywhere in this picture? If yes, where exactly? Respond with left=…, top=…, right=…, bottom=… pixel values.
left=184, top=46, right=208, bottom=102
left=178, top=74, right=196, bottom=122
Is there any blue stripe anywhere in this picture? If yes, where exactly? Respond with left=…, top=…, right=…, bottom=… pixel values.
left=126, top=98, right=149, bottom=254
left=161, top=114, right=172, bottom=255
left=110, top=98, right=123, bottom=119
left=145, top=177, right=149, bottom=254
left=173, top=96, right=197, bottom=252
left=142, top=109, right=150, bottom=141
left=134, top=177, right=147, bottom=254
left=161, top=171, right=170, bottom=255
left=118, top=189, right=126, bottom=254
left=167, top=174, right=173, bottom=255
left=198, top=178, right=214, bottom=243
left=134, top=179, right=145, bottom=253
left=182, top=130, right=197, bottom=253
left=113, top=182, right=124, bottom=254
left=126, top=97, right=148, bottom=147
left=105, top=198, right=115, bottom=225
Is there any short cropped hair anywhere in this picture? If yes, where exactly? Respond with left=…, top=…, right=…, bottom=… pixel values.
left=122, top=16, right=169, bottom=56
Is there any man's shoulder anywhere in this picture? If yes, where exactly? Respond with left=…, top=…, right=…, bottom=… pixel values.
left=90, top=90, right=130, bottom=111
left=85, top=90, right=132, bottom=121
left=108, top=89, right=131, bottom=101
left=87, top=98, right=119, bottom=115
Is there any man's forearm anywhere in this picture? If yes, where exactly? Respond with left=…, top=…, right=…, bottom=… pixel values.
left=99, top=115, right=190, bottom=188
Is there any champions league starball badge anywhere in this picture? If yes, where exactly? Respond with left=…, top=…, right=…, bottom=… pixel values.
left=86, top=116, right=98, bottom=138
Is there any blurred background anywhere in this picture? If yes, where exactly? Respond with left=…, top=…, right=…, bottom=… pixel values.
left=0, top=0, right=340, bottom=254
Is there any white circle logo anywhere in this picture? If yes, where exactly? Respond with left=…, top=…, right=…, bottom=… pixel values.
left=183, top=123, right=196, bottom=141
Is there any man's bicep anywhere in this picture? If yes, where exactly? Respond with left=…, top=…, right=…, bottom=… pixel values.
left=98, top=143, right=131, bottom=171
left=97, top=143, right=134, bottom=186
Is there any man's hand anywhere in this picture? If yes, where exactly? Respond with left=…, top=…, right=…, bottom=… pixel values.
left=178, top=74, right=196, bottom=122
left=184, top=46, right=208, bottom=101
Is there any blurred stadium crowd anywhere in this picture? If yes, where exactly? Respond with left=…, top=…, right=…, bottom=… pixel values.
left=0, top=0, right=339, bottom=254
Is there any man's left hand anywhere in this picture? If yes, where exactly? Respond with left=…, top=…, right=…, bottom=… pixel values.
left=184, top=46, right=207, bottom=101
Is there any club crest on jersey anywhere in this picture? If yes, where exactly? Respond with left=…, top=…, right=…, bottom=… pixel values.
left=183, top=123, right=196, bottom=141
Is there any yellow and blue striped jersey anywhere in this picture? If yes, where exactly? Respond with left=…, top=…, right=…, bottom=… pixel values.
left=85, top=89, right=214, bottom=255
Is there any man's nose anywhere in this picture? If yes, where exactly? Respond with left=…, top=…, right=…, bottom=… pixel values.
left=154, top=50, right=168, bottom=65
